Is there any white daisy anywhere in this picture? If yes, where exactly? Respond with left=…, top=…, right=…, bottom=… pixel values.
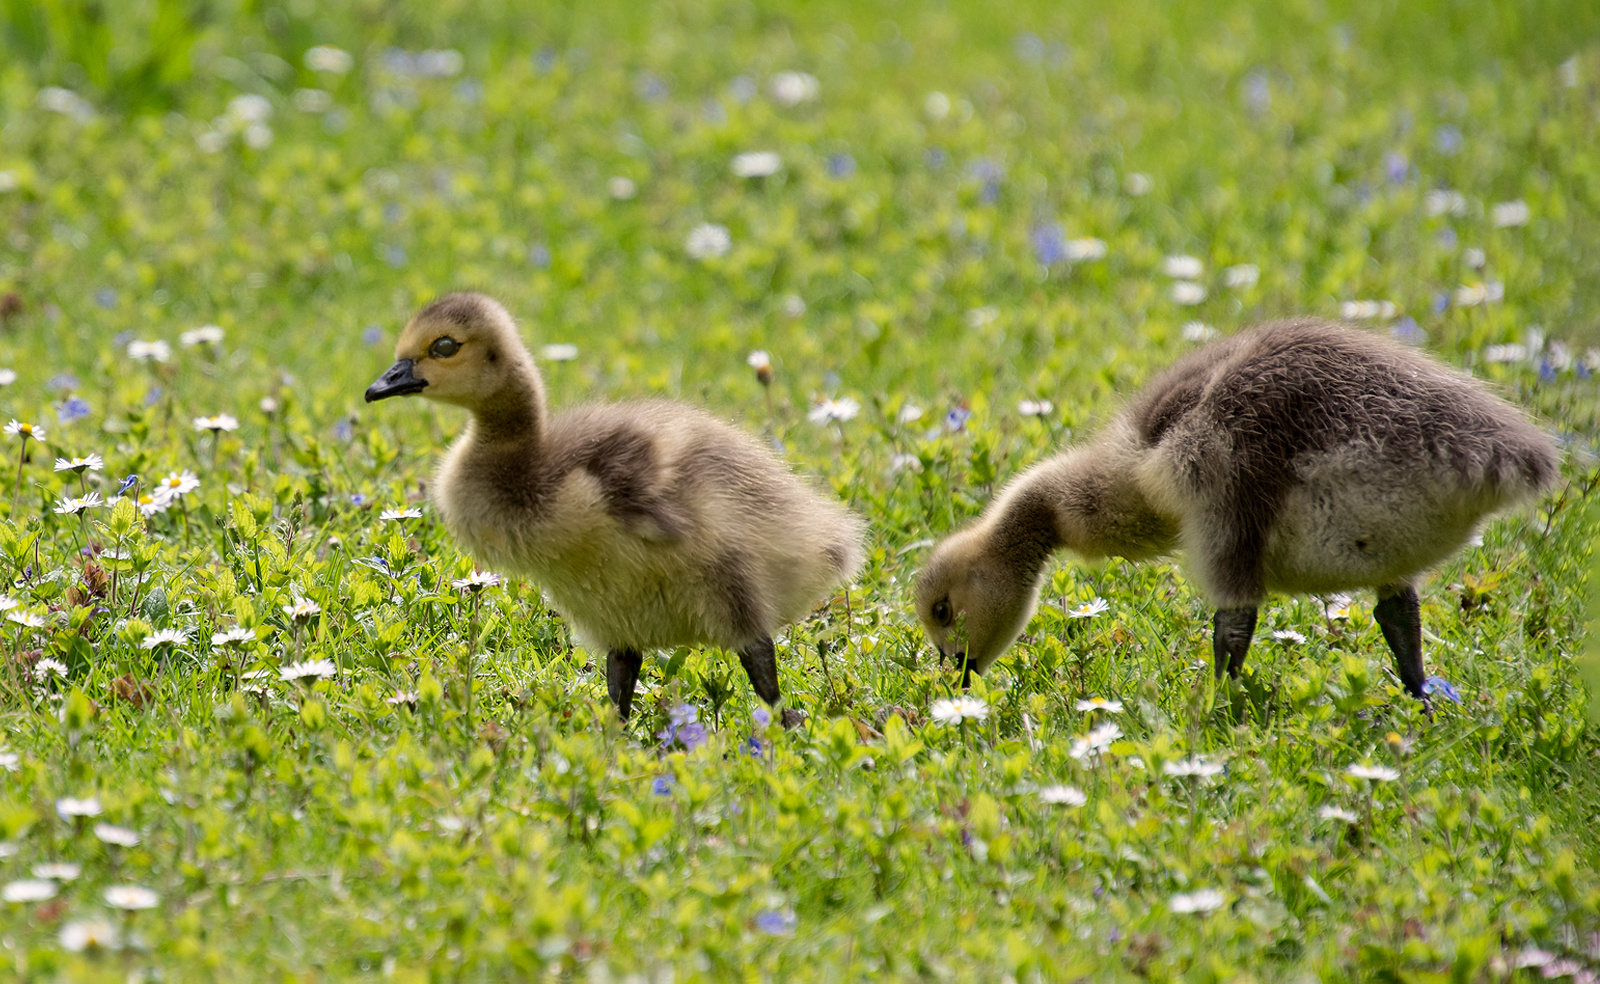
left=2, top=879, right=58, bottom=903
left=746, top=350, right=772, bottom=371
left=6, top=610, right=45, bottom=629
left=1169, top=888, right=1226, bottom=914
left=1018, top=398, right=1054, bottom=417
left=53, top=453, right=104, bottom=473
left=928, top=696, right=990, bottom=725
left=34, top=657, right=67, bottom=678
left=1181, top=321, right=1218, bottom=342
left=103, top=885, right=159, bottom=910
left=1162, top=255, right=1203, bottom=279
left=1068, top=598, right=1110, bottom=619
left=606, top=176, right=637, bottom=200
left=379, top=508, right=423, bottom=521
left=56, top=796, right=102, bottom=818
left=32, top=862, right=80, bottom=881
left=1162, top=756, right=1225, bottom=778
left=1068, top=722, right=1122, bottom=760
left=5, top=419, right=45, bottom=440
left=1223, top=264, right=1260, bottom=289
left=1318, top=804, right=1360, bottom=824
left=1074, top=697, right=1123, bottom=713
left=540, top=343, right=579, bottom=362
left=193, top=414, right=239, bottom=433
left=126, top=340, right=171, bottom=363
left=0, top=369, right=15, bottom=386
left=1347, top=763, right=1400, bottom=782
left=94, top=823, right=141, bottom=847
left=1038, top=785, right=1087, bottom=807
left=140, top=628, right=188, bottom=650
left=280, top=659, right=336, bottom=682
left=1171, top=279, right=1208, bottom=304
left=451, top=571, right=503, bottom=592
left=685, top=222, right=732, bottom=260
left=0, top=596, right=16, bottom=613
left=211, top=627, right=256, bottom=647
left=730, top=151, right=782, bottom=178
left=153, top=471, right=200, bottom=498
left=1064, top=238, right=1108, bottom=261
left=54, top=492, right=104, bottom=515
left=304, top=45, right=354, bottom=74
left=179, top=325, right=225, bottom=347
left=281, top=597, right=322, bottom=620
left=768, top=71, right=820, bottom=107
left=1272, top=629, right=1307, bottom=644
left=808, top=397, right=861, bottom=425
left=60, top=918, right=119, bottom=952
left=1490, top=200, right=1530, bottom=228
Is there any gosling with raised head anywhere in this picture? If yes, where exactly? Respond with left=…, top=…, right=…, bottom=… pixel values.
left=366, top=293, right=864, bottom=722
left=915, top=318, right=1558, bottom=702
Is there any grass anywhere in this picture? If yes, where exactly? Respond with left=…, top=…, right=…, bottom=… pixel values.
left=0, top=0, right=1597, bottom=979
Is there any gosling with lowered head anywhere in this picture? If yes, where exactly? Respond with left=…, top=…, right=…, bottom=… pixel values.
left=915, top=318, right=1558, bottom=703
left=366, top=293, right=864, bottom=723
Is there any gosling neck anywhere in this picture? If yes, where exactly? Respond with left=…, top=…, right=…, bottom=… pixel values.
left=469, top=355, right=548, bottom=449
left=984, top=478, right=1063, bottom=584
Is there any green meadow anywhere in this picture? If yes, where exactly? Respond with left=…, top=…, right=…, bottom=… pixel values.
left=0, top=0, right=1598, bottom=979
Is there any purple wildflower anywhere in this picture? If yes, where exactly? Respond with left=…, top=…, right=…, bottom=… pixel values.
left=144, top=387, right=163, bottom=407
left=115, top=474, right=138, bottom=496
left=1384, top=151, right=1409, bottom=184
left=651, top=775, right=675, bottom=796
left=47, top=373, right=78, bottom=392
left=528, top=243, right=551, bottom=269
left=57, top=397, right=91, bottom=424
left=826, top=153, right=856, bottom=178
left=362, top=325, right=384, bottom=346
left=95, top=288, right=118, bottom=309
left=1422, top=676, right=1461, bottom=704
left=752, top=707, right=771, bottom=729
left=944, top=405, right=972, bottom=433
left=1434, top=125, right=1462, bottom=155
left=1030, top=224, right=1067, bottom=266
left=754, top=909, right=796, bottom=936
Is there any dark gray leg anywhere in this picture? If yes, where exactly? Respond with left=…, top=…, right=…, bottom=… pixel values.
left=606, top=649, right=644, bottom=720
left=1212, top=607, right=1258, bottom=679
left=737, top=635, right=781, bottom=705
left=738, top=636, right=804, bottom=728
left=1374, top=585, right=1426, bottom=702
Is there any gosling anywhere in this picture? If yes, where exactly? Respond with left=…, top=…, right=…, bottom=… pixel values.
left=366, top=293, right=864, bottom=723
left=916, top=318, right=1558, bottom=703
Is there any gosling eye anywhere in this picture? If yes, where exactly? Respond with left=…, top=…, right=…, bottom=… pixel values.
left=429, top=336, right=461, bottom=359
left=931, top=600, right=953, bottom=626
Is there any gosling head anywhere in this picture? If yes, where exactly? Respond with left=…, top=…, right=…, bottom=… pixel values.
left=915, top=525, right=1045, bottom=679
left=364, top=293, right=529, bottom=410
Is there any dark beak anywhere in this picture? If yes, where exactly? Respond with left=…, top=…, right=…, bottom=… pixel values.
left=938, top=647, right=974, bottom=689
left=365, top=359, right=427, bottom=402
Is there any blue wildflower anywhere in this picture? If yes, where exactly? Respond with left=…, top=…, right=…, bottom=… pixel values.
left=944, top=405, right=972, bottom=433
left=453, top=79, right=482, bottom=104
left=57, top=396, right=91, bottom=424
left=533, top=48, right=557, bottom=74
left=47, top=372, right=78, bottom=392
left=1437, top=226, right=1458, bottom=250
left=925, top=147, right=948, bottom=170
left=746, top=736, right=764, bottom=757
left=969, top=158, right=1003, bottom=204
left=826, top=153, right=856, bottom=178
left=384, top=245, right=407, bottom=268
left=658, top=703, right=709, bottom=751
left=1434, top=125, right=1462, bottom=155
left=752, top=706, right=771, bottom=729
left=334, top=419, right=354, bottom=442
left=1432, top=292, right=1451, bottom=315
left=1030, top=224, right=1067, bottom=266
left=144, top=386, right=163, bottom=407
left=1384, top=151, right=1409, bottom=184
left=651, top=775, right=675, bottom=796
left=95, top=287, right=118, bottom=309
left=1539, top=359, right=1558, bottom=384
left=1389, top=317, right=1423, bottom=345
left=383, top=203, right=404, bottom=224
left=528, top=243, right=552, bottom=269
left=116, top=474, right=138, bottom=496
left=361, top=326, right=383, bottom=346
left=1576, top=361, right=1591, bottom=381
left=1422, top=676, right=1461, bottom=704
left=754, top=909, right=796, bottom=936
